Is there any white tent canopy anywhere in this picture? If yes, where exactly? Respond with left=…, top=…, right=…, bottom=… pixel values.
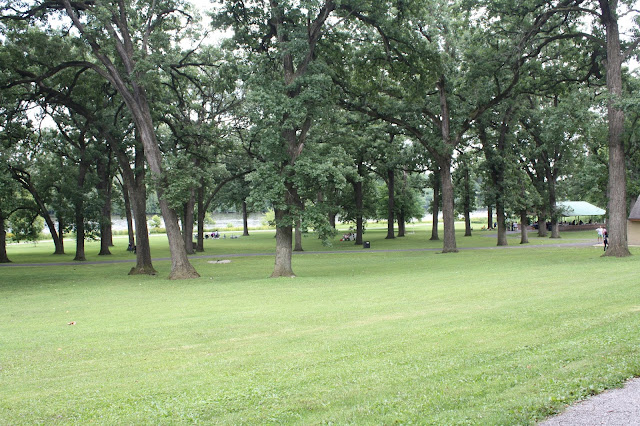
left=557, top=201, right=606, bottom=217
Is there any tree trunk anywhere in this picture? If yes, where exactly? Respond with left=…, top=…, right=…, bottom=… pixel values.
left=272, top=208, right=295, bottom=277
left=73, top=161, right=89, bottom=262
left=73, top=204, right=86, bottom=261
left=9, top=167, right=64, bottom=254
left=520, top=209, right=529, bottom=244
left=134, top=104, right=199, bottom=279
left=242, top=200, right=250, bottom=237
left=386, top=168, right=395, bottom=239
left=121, top=180, right=135, bottom=249
left=129, top=178, right=156, bottom=275
left=601, top=0, right=631, bottom=257
left=547, top=169, right=560, bottom=239
left=294, top=217, right=303, bottom=251
left=97, top=157, right=112, bottom=255
left=113, top=142, right=156, bottom=275
left=487, top=205, right=493, bottom=229
left=496, top=200, right=508, bottom=246
left=57, top=217, right=65, bottom=254
left=182, top=190, right=196, bottom=255
left=537, top=209, right=548, bottom=237
left=353, top=181, right=364, bottom=245
left=0, top=214, right=10, bottom=263
left=354, top=162, right=365, bottom=245
left=196, top=182, right=206, bottom=252
left=431, top=168, right=440, bottom=241
left=328, top=213, right=336, bottom=229
left=397, top=210, right=406, bottom=237
left=439, top=157, right=458, bottom=253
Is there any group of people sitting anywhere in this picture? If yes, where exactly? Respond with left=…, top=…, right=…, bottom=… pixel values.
left=341, top=232, right=357, bottom=241
left=205, top=231, right=221, bottom=239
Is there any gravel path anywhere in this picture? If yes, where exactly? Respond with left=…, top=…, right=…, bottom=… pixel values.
left=540, top=378, right=640, bottom=425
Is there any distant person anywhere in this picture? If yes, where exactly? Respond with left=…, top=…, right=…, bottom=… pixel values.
left=596, top=226, right=604, bottom=243
left=603, top=234, right=608, bottom=251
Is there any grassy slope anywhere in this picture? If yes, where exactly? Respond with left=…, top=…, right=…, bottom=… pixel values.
left=1, top=228, right=638, bottom=423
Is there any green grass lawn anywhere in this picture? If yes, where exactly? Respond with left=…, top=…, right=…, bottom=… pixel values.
left=1, top=226, right=638, bottom=424
left=3, top=222, right=600, bottom=265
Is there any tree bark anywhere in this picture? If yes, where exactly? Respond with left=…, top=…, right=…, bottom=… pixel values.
left=0, top=214, right=10, bottom=263
left=113, top=141, right=156, bottom=275
left=242, top=200, right=250, bottom=237
left=97, top=157, right=113, bottom=255
left=294, top=217, right=303, bottom=251
left=122, top=180, right=135, bottom=249
left=537, top=209, right=548, bottom=237
left=386, top=168, right=395, bottom=239
left=487, top=205, right=493, bottom=229
left=431, top=168, right=440, bottom=241
left=397, top=210, right=406, bottom=237
left=439, top=157, right=458, bottom=252
left=520, top=209, right=529, bottom=244
left=182, top=189, right=196, bottom=255
left=354, top=162, right=365, bottom=245
left=196, top=183, right=206, bottom=252
left=600, top=0, right=631, bottom=257
left=272, top=208, right=295, bottom=277
left=496, top=201, right=508, bottom=246
left=134, top=104, right=199, bottom=279
left=73, top=160, right=90, bottom=262
left=463, top=163, right=472, bottom=237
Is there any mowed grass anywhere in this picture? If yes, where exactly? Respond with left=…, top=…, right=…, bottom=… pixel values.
left=3, top=223, right=599, bottom=265
left=2, top=228, right=639, bottom=424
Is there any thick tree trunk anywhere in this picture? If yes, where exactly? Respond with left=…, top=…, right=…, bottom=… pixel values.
left=431, top=169, right=440, bottom=241
left=114, top=142, right=156, bottom=275
left=496, top=201, right=508, bottom=246
left=328, top=213, right=336, bottom=229
left=57, top=218, right=65, bottom=254
left=435, top=78, right=457, bottom=253
left=537, top=209, right=548, bottom=237
left=386, top=168, right=395, bottom=239
left=242, top=200, right=250, bottom=237
left=601, top=0, right=631, bottom=257
left=520, top=210, right=529, bottom=244
left=439, top=158, right=458, bottom=253
left=60, top=0, right=198, bottom=276
left=294, top=218, right=303, bottom=251
left=397, top=210, right=406, bottom=237
left=0, top=215, right=10, bottom=263
left=134, top=106, right=199, bottom=279
left=129, top=179, right=156, bottom=275
left=272, top=208, right=295, bottom=278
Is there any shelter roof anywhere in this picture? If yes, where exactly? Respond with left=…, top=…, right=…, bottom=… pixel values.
left=629, top=196, right=640, bottom=221
left=557, top=201, right=605, bottom=217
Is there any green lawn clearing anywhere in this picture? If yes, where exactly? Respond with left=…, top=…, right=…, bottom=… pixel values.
left=1, top=228, right=637, bottom=424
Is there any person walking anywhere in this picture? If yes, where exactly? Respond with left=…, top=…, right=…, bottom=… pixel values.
left=596, top=226, right=604, bottom=243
